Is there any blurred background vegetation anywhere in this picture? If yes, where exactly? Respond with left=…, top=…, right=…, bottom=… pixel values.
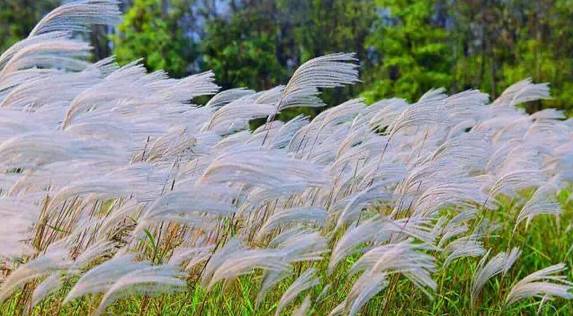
left=2, top=0, right=573, bottom=115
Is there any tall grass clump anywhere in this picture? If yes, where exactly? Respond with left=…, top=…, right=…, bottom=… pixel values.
left=1, top=1, right=573, bottom=315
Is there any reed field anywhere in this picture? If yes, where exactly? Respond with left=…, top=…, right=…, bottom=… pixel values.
left=1, top=1, right=573, bottom=315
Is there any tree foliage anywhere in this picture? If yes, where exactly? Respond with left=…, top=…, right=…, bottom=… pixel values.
left=0, top=0, right=58, bottom=52
left=2, top=0, right=573, bottom=114
left=201, top=2, right=286, bottom=91
left=362, top=0, right=453, bottom=103
left=112, top=0, right=198, bottom=77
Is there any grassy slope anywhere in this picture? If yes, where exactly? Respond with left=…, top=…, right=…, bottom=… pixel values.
left=2, top=190, right=573, bottom=316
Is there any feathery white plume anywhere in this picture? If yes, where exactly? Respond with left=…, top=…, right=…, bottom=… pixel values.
left=275, top=268, right=320, bottom=316
left=471, top=248, right=521, bottom=303
left=506, top=263, right=573, bottom=305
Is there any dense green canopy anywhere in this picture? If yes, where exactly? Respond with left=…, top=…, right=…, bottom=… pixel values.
left=2, top=0, right=573, bottom=114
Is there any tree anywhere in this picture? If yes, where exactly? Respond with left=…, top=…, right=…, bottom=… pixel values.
left=449, top=0, right=573, bottom=113
left=201, top=1, right=286, bottom=91
left=284, top=0, right=377, bottom=105
left=448, top=0, right=518, bottom=99
left=498, top=0, right=573, bottom=113
left=0, top=0, right=59, bottom=52
left=113, top=0, right=199, bottom=77
left=362, top=0, right=453, bottom=103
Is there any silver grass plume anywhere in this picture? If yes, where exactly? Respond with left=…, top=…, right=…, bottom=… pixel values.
left=0, top=245, right=71, bottom=302
left=63, top=254, right=149, bottom=303
left=94, top=265, right=185, bottom=316
left=471, top=248, right=521, bottom=304
left=272, top=53, right=359, bottom=115
left=350, top=240, right=436, bottom=297
left=275, top=268, right=320, bottom=316
left=344, top=271, right=387, bottom=316
left=30, top=0, right=122, bottom=36
left=516, top=183, right=561, bottom=228
left=292, top=295, right=312, bottom=316
left=505, top=263, right=573, bottom=306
